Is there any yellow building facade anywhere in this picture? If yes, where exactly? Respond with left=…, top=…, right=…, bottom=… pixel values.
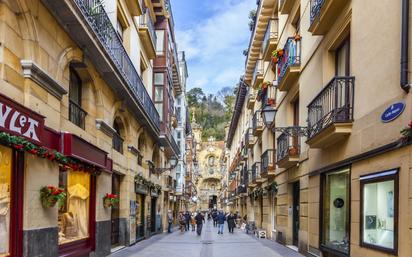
left=226, top=0, right=412, bottom=257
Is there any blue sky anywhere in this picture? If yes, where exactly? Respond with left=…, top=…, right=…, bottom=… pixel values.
left=171, top=0, right=256, bottom=94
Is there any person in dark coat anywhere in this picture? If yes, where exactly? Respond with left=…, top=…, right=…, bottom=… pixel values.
left=212, top=209, right=218, bottom=227
left=216, top=211, right=226, bottom=234
left=195, top=211, right=205, bottom=236
left=184, top=211, right=191, bottom=231
left=227, top=212, right=236, bottom=233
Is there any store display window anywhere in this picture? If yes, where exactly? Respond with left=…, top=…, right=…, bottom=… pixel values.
left=360, top=169, right=398, bottom=254
left=58, top=169, right=91, bottom=245
left=0, top=145, right=11, bottom=257
left=321, top=168, right=350, bottom=255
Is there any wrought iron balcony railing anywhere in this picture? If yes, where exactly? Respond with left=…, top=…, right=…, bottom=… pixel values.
left=310, top=0, right=324, bottom=24
left=278, top=37, right=301, bottom=83
left=262, top=18, right=279, bottom=52
left=69, top=100, right=87, bottom=129
left=113, top=132, right=124, bottom=154
left=138, top=12, right=157, bottom=48
left=252, top=162, right=261, bottom=182
left=237, top=185, right=247, bottom=194
left=261, top=149, right=275, bottom=175
left=245, top=127, right=255, bottom=147
left=252, top=59, right=263, bottom=86
left=307, top=76, right=355, bottom=139
left=277, top=130, right=300, bottom=162
left=74, top=0, right=160, bottom=128
left=252, top=110, right=263, bottom=135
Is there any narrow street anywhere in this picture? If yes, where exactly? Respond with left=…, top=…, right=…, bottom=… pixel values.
left=110, top=221, right=304, bottom=257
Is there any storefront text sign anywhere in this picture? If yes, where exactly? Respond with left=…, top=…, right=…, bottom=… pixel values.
left=381, top=101, right=405, bottom=123
left=0, top=93, right=45, bottom=143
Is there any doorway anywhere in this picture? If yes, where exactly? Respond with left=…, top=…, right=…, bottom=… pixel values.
left=208, top=195, right=217, bottom=209
left=292, top=181, right=300, bottom=247
left=136, top=194, right=145, bottom=240
left=111, top=174, right=121, bottom=247
left=150, top=197, right=157, bottom=233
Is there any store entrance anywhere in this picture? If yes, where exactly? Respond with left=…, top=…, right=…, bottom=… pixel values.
left=111, top=174, right=121, bottom=247
left=208, top=195, right=217, bottom=209
left=292, top=181, right=300, bottom=247
left=150, top=197, right=157, bottom=233
left=136, top=194, right=145, bottom=240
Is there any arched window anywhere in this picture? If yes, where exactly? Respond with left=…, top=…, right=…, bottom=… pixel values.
left=137, top=134, right=145, bottom=166
left=112, top=119, right=124, bottom=154
left=69, top=66, right=87, bottom=129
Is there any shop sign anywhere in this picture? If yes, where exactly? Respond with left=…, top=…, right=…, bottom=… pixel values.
left=0, top=93, right=44, bottom=144
left=381, top=101, right=405, bottom=123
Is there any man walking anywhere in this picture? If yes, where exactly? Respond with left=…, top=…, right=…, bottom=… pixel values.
left=195, top=211, right=205, bottom=236
left=227, top=212, right=236, bottom=233
left=212, top=209, right=218, bottom=227
left=217, top=211, right=226, bottom=235
left=167, top=210, right=173, bottom=233
left=184, top=211, right=191, bottom=231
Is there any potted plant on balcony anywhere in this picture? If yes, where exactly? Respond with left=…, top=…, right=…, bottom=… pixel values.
left=267, top=98, right=276, bottom=106
left=294, top=34, right=301, bottom=41
left=103, top=193, right=119, bottom=208
left=288, top=146, right=299, bottom=156
left=400, top=121, right=412, bottom=143
left=40, top=186, right=66, bottom=208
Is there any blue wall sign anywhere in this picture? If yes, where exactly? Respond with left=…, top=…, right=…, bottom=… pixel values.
left=381, top=101, right=405, bottom=123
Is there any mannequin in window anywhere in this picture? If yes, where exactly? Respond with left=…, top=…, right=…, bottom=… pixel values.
left=68, top=183, right=89, bottom=238
left=0, top=183, right=9, bottom=253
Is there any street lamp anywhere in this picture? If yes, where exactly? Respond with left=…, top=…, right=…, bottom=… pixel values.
left=147, top=155, right=178, bottom=174
left=261, top=105, right=277, bottom=128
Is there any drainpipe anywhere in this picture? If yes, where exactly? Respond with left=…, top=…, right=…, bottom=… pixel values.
left=401, top=0, right=410, bottom=92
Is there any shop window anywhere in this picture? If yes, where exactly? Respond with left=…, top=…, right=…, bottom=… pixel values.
left=69, top=67, right=86, bottom=129
left=0, top=145, right=12, bottom=256
left=321, top=168, right=350, bottom=255
left=58, top=170, right=91, bottom=245
left=360, top=169, right=398, bottom=254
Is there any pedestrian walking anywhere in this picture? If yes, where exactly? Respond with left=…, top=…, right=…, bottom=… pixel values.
left=184, top=211, right=191, bottom=231
left=178, top=212, right=185, bottom=232
left=167, top=210, right=173, bottom=233
left=227, top=212, right=236, bottom=233
left=212, top=209, right=218, bottom=227
left=191, top=212, right=196, bottom=231
left=195, top=211, right=205, bottom=236
left=216, top=211, right=226, bottom=235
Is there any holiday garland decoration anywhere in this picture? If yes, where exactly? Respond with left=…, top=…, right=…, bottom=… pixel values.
left=134, top=173, right=162, bottom=194
left=0, top=132, right=101, bottom=175
left=40, top=186, right=66, bottom=208
left=265, top=181, right=278, bottom=194
left=400, top=121, right=412, bottom=142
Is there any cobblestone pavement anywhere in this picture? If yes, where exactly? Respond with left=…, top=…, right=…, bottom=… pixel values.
left=110, top=221, right=304, bottom=257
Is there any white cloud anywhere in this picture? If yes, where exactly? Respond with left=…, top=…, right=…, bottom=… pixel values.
left=175, top=0, right=255, bottom=93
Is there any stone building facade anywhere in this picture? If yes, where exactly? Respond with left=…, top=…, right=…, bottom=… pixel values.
left=0, top=0, right=183, bottom=256
left=225, top=0, right=412, bottom=257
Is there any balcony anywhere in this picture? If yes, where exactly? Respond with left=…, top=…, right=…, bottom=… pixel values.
left=125, top=0, right=144, bottom=16
left=69, top=100, right=87, bottom=130
left=277, top=37, right=301, bottom=92
left=113, top=133, right=124, bottom=154
left=279, top=0, right=297, bottom=14
left=241, top=146, right=248, bottom=160
left=247, top=169, right=256, bottom=188
left=165, top=175, right=173, bottom=192
left=247, top=89, right=256, bottom=109
left=276, top=130, right=300, bottom=169
left=252, top=59, right=264, bottom=89
left=252, top=162, right=264, bottom=184
left=261, top=149, right=276, bottom=177
left=309, top=0, right=348, bottom=35
left=237, top=185, right=247, bottom=196
left=42, top=0, right=160, bottom=136
left=245, top=128, right=256, bottom=148
left=138, top=12, right=157, bottom=59
left=253, top=111, right=264, bottom=136
left=262, top=19, right=279, bottom=61
left=307, top=76, right=354, bottom=148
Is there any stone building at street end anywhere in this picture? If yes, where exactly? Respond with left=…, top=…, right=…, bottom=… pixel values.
left=0, top=0, right=187, bottom=256
left=225, top=0, right=412, bottom=257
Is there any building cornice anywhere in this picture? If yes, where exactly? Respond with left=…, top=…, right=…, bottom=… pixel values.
left=95, top=119, right=116, bottom=137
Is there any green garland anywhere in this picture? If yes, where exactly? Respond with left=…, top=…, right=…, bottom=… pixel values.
left=134, top=173, right=162, bottom=194
left=0, top=132, right=101, bottom=175
left=265, top=182, right=278, bottom=194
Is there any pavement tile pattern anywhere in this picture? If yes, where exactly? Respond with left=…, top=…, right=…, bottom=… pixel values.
left=109, top=221, right=304, bottom=257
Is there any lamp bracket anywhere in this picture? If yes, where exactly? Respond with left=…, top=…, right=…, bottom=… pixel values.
left=272, top=126, right=309, bottom=137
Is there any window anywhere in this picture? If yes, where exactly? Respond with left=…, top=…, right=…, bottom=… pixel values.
left=116, top=19, right=125, bottom=41
left=154, top=73, right=164, bottom=85
left=0, top=145, right=12, bottom=256
left=69, top=67, right=86, bottom=129
left=360, top=169, right=398, bottom=254
left=155, top=87, right=163, bottom=102
left=155, top=30, right=165, bottom=54
left=321, top=168, right=350, bottom=255
left=177, top=131, right=181, bottom=139
left=113, top=120, right=124, bottom=154
left=155, top=103, right=163, bottom=121
left=336, top=38, right=350, bottom=76
left=58, top=169, right=91, bottom=245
